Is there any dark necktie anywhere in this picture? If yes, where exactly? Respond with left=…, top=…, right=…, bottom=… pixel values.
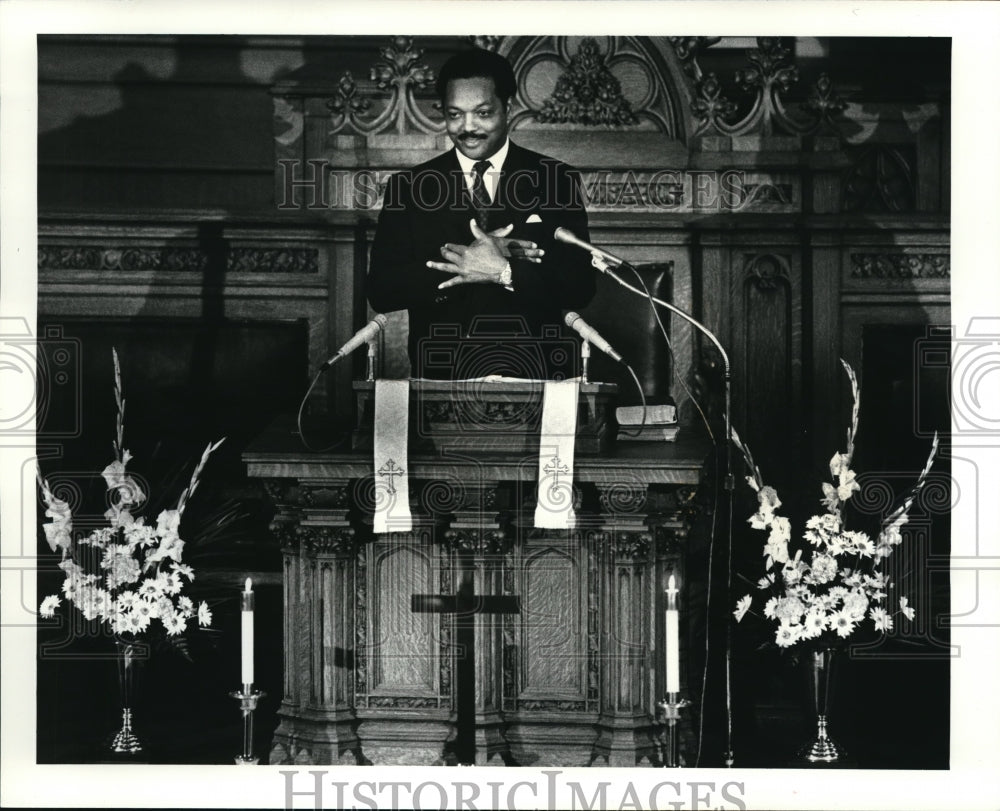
left=470, top=160, right=492, bottom=229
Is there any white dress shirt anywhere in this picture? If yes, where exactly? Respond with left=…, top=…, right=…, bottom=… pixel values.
left=454, top=138, right=510, bottom=203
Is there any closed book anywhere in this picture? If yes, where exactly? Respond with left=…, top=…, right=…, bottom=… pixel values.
left=617, top=424, right=680, bottom=442
left=615, top=403, right=677, bottom=426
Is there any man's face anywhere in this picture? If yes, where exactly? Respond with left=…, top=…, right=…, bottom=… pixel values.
left=443, top=76, right=509, bottom=161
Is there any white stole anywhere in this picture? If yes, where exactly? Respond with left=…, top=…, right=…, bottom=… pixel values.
left=534, top=379, right=580, bottom=529
left=373, top=379, right=412, bottom=533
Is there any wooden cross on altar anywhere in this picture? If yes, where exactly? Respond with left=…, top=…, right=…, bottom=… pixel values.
left=412, top=561, right=520, bottom=765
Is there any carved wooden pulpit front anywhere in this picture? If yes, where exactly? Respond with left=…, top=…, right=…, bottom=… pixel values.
left=245, top=382, right=709, bottom=767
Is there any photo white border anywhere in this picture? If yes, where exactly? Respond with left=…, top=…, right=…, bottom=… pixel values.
left=3, top=1, right=999, bottom=808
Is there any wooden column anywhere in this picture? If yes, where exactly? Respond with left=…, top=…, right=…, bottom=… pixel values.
left=590, top=483, right=658, bottom=766
left=267, top=478, right=362, bottom=765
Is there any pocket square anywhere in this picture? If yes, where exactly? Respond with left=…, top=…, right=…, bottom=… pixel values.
left=526, top=213, right=543, bottom=224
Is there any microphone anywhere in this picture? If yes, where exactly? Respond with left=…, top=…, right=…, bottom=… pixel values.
left=564, top=311, right=623, bottom=363
left=323, top=314, right=388, bottom=368
left=554, top=227, right=627, bottom=268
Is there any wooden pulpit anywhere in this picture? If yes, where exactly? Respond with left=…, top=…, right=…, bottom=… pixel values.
left=244, top=380, right=709, bottom=766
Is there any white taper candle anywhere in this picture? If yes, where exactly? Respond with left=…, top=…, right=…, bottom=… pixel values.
left=241, top=577, right=255, bottom=687
left=666, top=574, right=680, bottom=694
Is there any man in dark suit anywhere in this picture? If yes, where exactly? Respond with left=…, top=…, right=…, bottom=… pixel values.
left=366, top=48, right=596, bottom=379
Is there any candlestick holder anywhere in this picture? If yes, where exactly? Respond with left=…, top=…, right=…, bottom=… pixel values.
left=366, top=342, right=376, bottom=382
left=654, top=693, right=689, bottom=767
left=580, top=338, right=591, bottom=383
left=230, top=684, right=266, bottom=765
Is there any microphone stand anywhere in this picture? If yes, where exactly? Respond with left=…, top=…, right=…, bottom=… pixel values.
left=596, top=256, right=736, bottom=768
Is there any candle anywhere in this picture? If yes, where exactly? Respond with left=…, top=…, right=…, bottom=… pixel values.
left=241, top=577, right=255, bottom=688
left=665, top=574, right=680, bottom=695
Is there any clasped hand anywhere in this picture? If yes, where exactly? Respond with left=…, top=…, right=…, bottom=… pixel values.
left=426, top=219, right=544, bottom=290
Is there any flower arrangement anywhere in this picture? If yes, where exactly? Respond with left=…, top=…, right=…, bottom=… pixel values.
left=731, top=360, right=938, bottom=649
left=38, top=349, right=224, bottom=644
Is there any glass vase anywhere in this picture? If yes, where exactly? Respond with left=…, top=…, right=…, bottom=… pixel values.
left=798, top=647, right=846, bottom=763
left=110, top=639, right=144, bottom=754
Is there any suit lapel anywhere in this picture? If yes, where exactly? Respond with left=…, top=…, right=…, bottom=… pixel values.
left=438, top=150, right=476, bottom=240
left=495, top=142, right=540, bottom=230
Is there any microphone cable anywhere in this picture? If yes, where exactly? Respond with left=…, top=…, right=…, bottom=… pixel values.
left=617, top=362, right=648, bottom=438
left=596, top=255, right=725, bottom=768
left=295, top=362, right=351, bottom=454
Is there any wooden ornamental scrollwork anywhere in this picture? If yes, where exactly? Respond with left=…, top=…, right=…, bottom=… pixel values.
left=654, top=525, right=684, bottom=556
left=596, top=481, right=649, bottom=516
left=505, top=36, right=682, bottom=136
left=668, top=36, right=723, bottom=81
left=443, top=528, right=507, bottom=557
left=536, top=38, right=639, bottom=127
left=586, top=540, right=600, bottom=707
left=647, top=485, right=702, bottom=524
left=676, top=36, right=846, bottom=137
left=299, top=483, right=351, bottom=509
left=501, top=545, right=517, bottom=707
left=324, top=36, right=440, bottom=137
left=470, top=35, right=502, bottom=53
left=609, top=531, right=652, bottom=561
left=228, top=247, right=319, bottom=274
left=297, top=525, right=358, bottom=556
left=354, top=545, right=368, bottom=704
left=37, top=245, right=318, bottom=274
left=38, top=246, right=208, bottom=273
left=850, top=253, right=950, bottom=280
left=744, top=253, right=792, bottom=292
left=843, top=146, right=916, bottom=212
left=270, top=518, right=301, bottom=554
left=438, top=545, right=453, bottom=707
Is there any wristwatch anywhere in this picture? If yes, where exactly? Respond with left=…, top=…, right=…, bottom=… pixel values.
left=498, top=261, right=513, bottom=289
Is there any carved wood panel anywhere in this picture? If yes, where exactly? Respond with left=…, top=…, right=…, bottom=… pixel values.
left=729, top=249, right=804, bottom=494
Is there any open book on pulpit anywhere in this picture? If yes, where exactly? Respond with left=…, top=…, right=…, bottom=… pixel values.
left=352, top=376, right=618, bottom=455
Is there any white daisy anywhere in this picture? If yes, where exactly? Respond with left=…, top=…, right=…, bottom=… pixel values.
left=173, top=563, right=195, bottom=581
left=870, top=606, right=893, bottom=632
left=899, top=596, right=915, bottom=621
left=61, top=577, right=81, bottom=600
left=132, top=610, right=151, bottom=633
left=197, top=601, right=212, bottom=627
left=138, top=578, right=161, bottom=600
left=733, top=595, right=752, bottom=623
left=831, top=610, right=856, bottom=638
left=156, top=596, right=175, bottom=621
left=116, top=591, right=138, bottom=611
left=164, top=572, right=182, bottom=596
left=775, top=622, right=801, bottom=648
left=803, top=610, right=827, bottom=638
left=39, top=595, right=61, bottom=618
left=177, top=596, right=194, bottom=619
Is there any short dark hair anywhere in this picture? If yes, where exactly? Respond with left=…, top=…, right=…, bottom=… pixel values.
left=436, top=49, right=517, bottom=107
